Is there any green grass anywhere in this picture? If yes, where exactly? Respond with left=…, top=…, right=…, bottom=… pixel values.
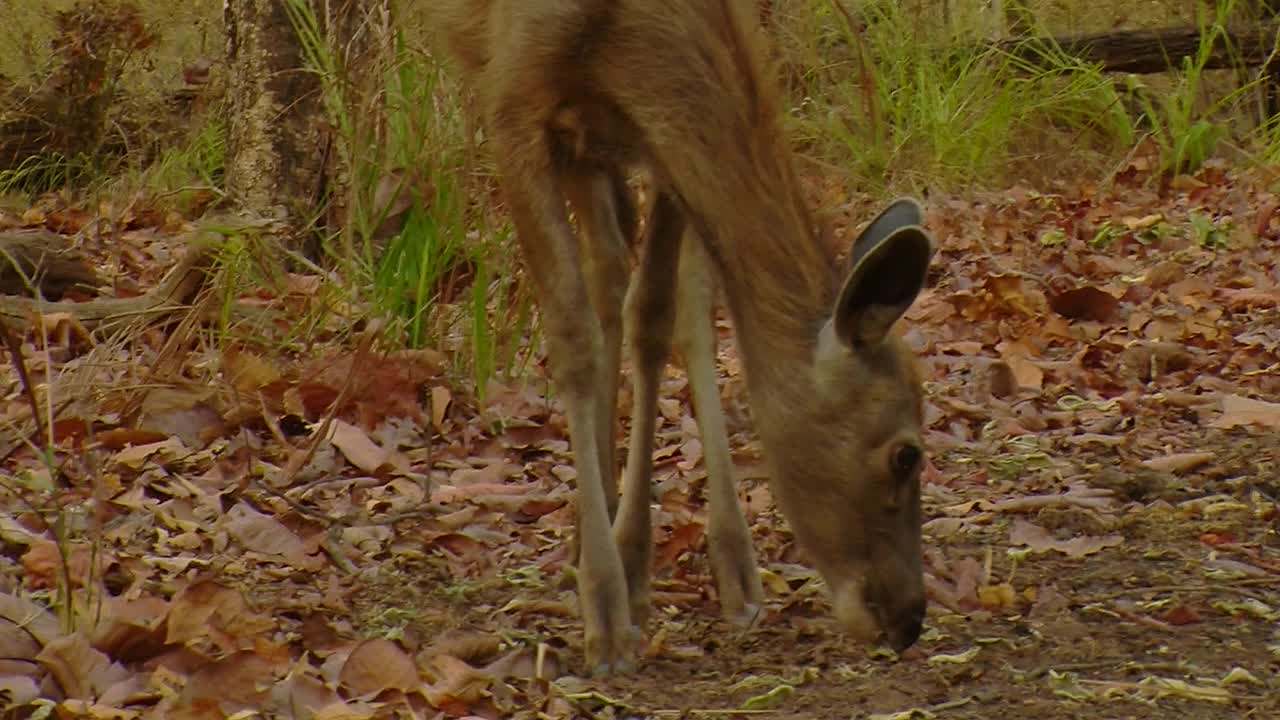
left=1132, top=0, right=1248, bottom=176
left=0, top=0, right=1271, bottom=395
left=778, top=0, right=1137, bottom=191
left=0, top=152, right=97, bottom=195
left=142, top=111, right=227, bottom=190
left=282, top=0, right=534, bottom=399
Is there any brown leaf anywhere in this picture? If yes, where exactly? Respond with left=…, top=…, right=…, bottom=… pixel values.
left=1210, top=394, right=1280, bottom=430
left=0, top=598, right=48, bottom=680
left=35, top=632, right=130, bottom=700
left=328, top=419, right=389, bottom=473
left=1048, top=286, right=1119, bottom=322
left=0, top=676, right=38, bottom=706
left=276, top=661, right=344, bottom=716
left=953, top=274, right=1041, bottom=320
left=1161, top=604, right=1203, bottom=626
left=1141, top=452, right=1213, bottom=473
left=339, top=638, right=420, bottom=694
left=1221, top=287, right=1280, bottom=310
left=0, top=592, right=61, bottom=648
left=937, top=341, right=985, bottom=356
left=422, top=654, right=495, bottom=709
left=223, top=502, right=321, bottom=568
left=111, top=437, right=188, bottom=470
left=987, top=274, right=1038, bottom=316
left=166, top=580, right=274, bottom=652
left=95, top=428, right=168, bottom=450
left=431, top=386, right=452, bottom=432
left=422, top=632, right=502, bottom=666
left=1009, top=519, right=1122, bottom=558
left=137, top=386, right=226, bottom=448
left=995, top=340, right=1043, bottom=391
left=91, top=594, right=170, bottom=661
left=655, top=522, right=705, bottom=570
left=20, top=540, right=103, bottom=590
left=223, top=347, right=283, bottom=393
left=178, top=647, right=289, bottom=708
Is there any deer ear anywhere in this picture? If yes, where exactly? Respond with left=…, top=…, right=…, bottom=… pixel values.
left=832, top=198, right=935, bottom=348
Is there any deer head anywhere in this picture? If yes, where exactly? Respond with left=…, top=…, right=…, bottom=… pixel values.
left=761, top=198, right=934, bottom=651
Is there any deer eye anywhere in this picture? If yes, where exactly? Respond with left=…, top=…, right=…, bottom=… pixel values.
left=892, top=444, right=922, bottom=480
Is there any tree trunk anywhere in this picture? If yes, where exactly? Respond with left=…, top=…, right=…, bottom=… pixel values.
left=1259, top=1, right=1280, bottom=118
left=223, top=0, right=327, bottom=226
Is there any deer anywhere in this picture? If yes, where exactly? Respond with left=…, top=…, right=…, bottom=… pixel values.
left=428, top=0, right=937, bottom=676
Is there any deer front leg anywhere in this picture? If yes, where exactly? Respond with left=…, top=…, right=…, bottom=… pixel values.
left=484, top=103, right=632, bottom=677
left=614, top=191, right=685, bottom=629
left=674, top=238, right=765, bottom=627
left=562, top=169, right=634, bottom=521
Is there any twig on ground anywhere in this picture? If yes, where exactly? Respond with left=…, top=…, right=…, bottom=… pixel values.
left=0, top=317, right=42, bottom=444
left=1086, top=579, right=1280, bottom=603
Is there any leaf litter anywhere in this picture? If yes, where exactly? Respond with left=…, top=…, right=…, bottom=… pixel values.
left=1, top=160, right=1279, bottom=719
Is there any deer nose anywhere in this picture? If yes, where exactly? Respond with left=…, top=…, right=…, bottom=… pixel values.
left=885, top=599, right=926, bottom=650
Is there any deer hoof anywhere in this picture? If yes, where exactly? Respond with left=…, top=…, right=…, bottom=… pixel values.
left=729, top=602, right=765, bottom=630
left=591, top=656, right=635, bottom=678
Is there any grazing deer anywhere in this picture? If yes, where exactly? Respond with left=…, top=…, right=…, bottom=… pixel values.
left=429, top=0, right=936, bottom=675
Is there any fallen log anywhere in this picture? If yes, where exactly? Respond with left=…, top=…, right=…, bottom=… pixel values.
left=0, top=229, right=101, bottom=299
left=0, top=238, right=217, bottom=333
left=1001, top=22, right=1280, bottom=74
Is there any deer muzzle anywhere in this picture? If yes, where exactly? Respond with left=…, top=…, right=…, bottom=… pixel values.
left=831, top=576, right=926, bottom=652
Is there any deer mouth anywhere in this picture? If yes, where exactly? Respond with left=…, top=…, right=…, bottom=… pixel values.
left=830, top=578, right=882, bottom=644
left=885, top=603, right=925, bottom=651
left=866, top=584, right=926, bottom=652
left=832, top=578, right=925, bottom=652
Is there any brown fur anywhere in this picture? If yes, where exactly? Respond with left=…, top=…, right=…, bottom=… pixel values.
left=428, top=0, right=934, bottom=675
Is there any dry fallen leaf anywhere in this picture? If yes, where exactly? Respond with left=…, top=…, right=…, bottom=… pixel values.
left=1141, top=452, right=1213, bottom=473
left=1210, top=394, right=1280, bottom=430
left=112, top=437, right=189, bottom=470
left=328, top=419, right=389, bottom=472
left=223, top=346, right=283, bottom=393
left=136, top=386, right=226, bottom=448
left=432, top=386, right=452, bottom=432
left=1009, top=519, right=1123, bottom=558
left=165, top=580, right=274, bottom=652
left=177, top=647, right=290, bottom=709
left=223, top=502, right=322, bottom=568
left=0, top=592, right=61, bottom=648
left=996, top=340, right=1044, bottom=391
left=0, top=676, right=39, bottom=706
left=1048, top=285, right=1119, bottom=322
left=421, top=654, right=497, bottom=710
left=35, top=632, right=131, bottom=700
left=20, top=540, right=101, bottom=590
left=339, top=638, right=420, bottom=694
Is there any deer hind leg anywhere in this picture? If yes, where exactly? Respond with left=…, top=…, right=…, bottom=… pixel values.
left=561, top=169, right=634, bottom=521
left=674, top=238, right=765, bottom=627
left=614, top=190, right=685, bottom=629
left=483, top=102, right=632, bottom=677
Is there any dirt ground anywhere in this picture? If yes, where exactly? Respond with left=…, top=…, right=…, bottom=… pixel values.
left=333, top=168, right=1280, bottom=719
left=3, top=159, right=1279, bottom=719
left=339, top=424, right=1277, bottom=720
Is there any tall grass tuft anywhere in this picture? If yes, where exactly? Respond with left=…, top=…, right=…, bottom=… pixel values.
left=777, top=0, right=1135, bottom=191
left=1134, top=0, right=1245, bottom=176
left=281, top=1, right=533, bottom=398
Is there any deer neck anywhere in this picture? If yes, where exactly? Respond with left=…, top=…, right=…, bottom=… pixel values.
left=695, top=178, right=835, bottom=426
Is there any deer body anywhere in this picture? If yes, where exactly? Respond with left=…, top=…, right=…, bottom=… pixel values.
left=430, top=0, right=936, bottom=675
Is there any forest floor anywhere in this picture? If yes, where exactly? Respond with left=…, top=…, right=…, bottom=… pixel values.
left=2, top=149, right=1279, bottom=719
